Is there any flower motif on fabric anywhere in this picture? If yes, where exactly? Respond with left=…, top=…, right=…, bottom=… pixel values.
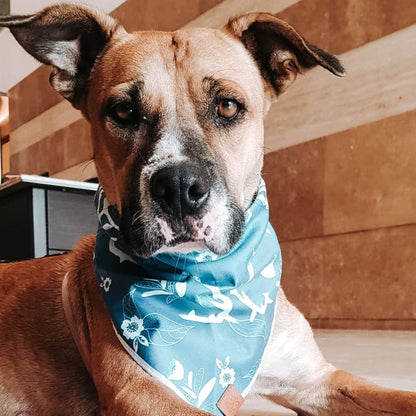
left=168, top=360, right=216, bottom=410
left=100, top=276, right=112, bottom=293
left=121, top=316, right=149, bottom=348
left=216, top=357, right=236, bottom=388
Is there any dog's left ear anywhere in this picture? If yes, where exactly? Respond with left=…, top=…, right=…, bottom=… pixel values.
left=225, top=13, right=345, bottom=99
left=0, top=4, right=126, bottom=114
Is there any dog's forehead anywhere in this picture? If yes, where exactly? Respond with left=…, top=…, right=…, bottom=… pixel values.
left=167, top=28, right=259, bottom=76
left=93, top=28, right=263, bottom=101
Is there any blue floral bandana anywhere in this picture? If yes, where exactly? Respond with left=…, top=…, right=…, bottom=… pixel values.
left=94, top=179, right=282, bottom=415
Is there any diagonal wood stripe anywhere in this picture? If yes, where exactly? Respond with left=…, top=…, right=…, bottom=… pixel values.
left=8, top=66, right=63, bottom=132
left=9, top=118, right=92, bottom=176
left=51, top=159, right=97, bottom=182
left=111, top=0, right=223, bottom=32
left=264, top=24, right=416, bottom=152
left=16, top=23, right=416, bottom=173
left=8, top=3, right=416, bottom=166
left=183, top=0, right=300, bottom=28
left=9, top=100, right=82, bottom=156
left=9, top=0, right=415, bottom=132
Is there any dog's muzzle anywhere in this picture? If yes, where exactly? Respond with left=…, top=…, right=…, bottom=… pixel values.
left=150, top=162, right=212, bottom=218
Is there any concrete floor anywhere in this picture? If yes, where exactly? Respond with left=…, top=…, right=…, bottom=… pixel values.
left=238, top=329, right=416, bottom=415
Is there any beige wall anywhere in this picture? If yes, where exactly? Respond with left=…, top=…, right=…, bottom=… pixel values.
left=264, top=0, right=416, bottom=329
left=5, top=0, right=416, bottom=329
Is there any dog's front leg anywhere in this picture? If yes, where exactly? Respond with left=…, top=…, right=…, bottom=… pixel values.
left=250, top=290, right=416, bottom=415
left=64, top=240, right=210, bottom=416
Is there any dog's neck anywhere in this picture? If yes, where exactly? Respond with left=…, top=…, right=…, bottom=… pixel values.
left=93, top=179, right=282, bottom=414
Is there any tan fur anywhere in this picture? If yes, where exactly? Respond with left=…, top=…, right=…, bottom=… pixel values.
left=0, top=5, right=415, bottom=416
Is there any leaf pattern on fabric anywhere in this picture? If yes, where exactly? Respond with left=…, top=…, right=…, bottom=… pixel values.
left=121, top=293, right=193, bottom=347
left=168, top=359, right=184, bottom=380
left=142, top=313, right=194, bottom=347
left=174, top=363, right=217, bottom=408
left=243, top=359, right=262, bottom=379
left=228, top=318, right=267, bottom=339
left=260, top=255, right=277, bottom=278
left=132, top=279, right=187, bottom=303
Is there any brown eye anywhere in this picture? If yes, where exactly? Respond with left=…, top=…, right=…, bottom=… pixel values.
left=112, top=102, right=134, bottom=124
left=217, top=99, right=239, bottom=119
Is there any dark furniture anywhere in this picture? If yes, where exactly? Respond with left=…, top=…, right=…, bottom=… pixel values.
left=0, top=175, right=98, bottom=261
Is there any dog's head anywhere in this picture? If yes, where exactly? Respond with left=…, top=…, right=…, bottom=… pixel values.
left=2, top=4, right=344, bottom=257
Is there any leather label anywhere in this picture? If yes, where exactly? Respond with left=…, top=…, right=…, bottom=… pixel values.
left=217, top=385, right=245, bottom=416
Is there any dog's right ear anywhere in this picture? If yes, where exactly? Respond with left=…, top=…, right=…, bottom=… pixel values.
left=0, top=4, right=126, bottom=115
left=225, top=13, right=345, bottom=101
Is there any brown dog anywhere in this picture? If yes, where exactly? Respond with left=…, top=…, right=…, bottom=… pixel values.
left=1, top=4, right=415, bottom=416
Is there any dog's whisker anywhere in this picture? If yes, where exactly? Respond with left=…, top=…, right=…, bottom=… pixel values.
left=131, top=211, right=141, bottom=226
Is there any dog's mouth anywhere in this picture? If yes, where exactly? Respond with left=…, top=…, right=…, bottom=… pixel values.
left=153, top=199, right=244, bottom=254
left=156, top=213, right=215, bottom=248
left=121, top=201, right=245, bottom=258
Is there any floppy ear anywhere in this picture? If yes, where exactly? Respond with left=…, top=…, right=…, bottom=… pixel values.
left=0, top=4, right=126, bottom=113
left=225, top=13, right=345, bottom=99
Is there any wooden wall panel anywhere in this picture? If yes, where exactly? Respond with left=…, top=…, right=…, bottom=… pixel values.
left=51, top=160, right=97, bottom=182
left=5, top=0, right=416, bottom=329
left=9, top=118, right=92, bottom=176
left=281, top=225, right=416, bottom=329
left=263, top=138, right=324, bottom=242
left=184, top=0, right=299, bottom=28
left=264, top=24, right=416, bottom=152
left=264, top=110, right=416, bottom=241
left=1, top=141, right=10, bottom=174
left=112, top=0, right=223, bottom=32
left=10, top=100, right=81, bottom=157
left=324, top=110, right=416, bottom=235
left=8, top=66, right=63, bottom=132
left=277, top=0, right=416, bottom=55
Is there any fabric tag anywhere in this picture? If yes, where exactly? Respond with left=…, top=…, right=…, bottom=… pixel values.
left=217, top=385, right=245, bottom=416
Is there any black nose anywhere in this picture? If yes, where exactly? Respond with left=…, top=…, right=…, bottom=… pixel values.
left=150, top=163, right=211, bottom=217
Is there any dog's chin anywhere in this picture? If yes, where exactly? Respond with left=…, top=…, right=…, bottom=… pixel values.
left=154, top=240, right=208, bottom=255
left=125, top=219, right=243, bottom=258
left=122, top=201, right=245, bottom=258
left=126, top=235, right=230, bottom=258
left=141, top=232, right=238, bottom=257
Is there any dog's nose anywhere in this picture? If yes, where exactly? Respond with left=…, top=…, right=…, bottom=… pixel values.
left=150, top=163, right=211, bottom=217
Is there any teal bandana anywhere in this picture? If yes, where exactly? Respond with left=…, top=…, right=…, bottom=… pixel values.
left=94, top=179, right=282, bottom=415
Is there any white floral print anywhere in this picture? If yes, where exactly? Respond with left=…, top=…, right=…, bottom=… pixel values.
left=216, top=357, right=236, bottom=388
left=121, top=315, right=148, bottom=348
left=100, top=276, right=112, bottom=293
left=219, top=367, right=236, bottom=388
left=168, top=359, right=184, bottom=381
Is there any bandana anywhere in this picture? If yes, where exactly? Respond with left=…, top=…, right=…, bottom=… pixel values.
left=94, top=179, right=282, bottom=415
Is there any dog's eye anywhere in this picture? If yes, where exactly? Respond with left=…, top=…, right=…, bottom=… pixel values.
left=217, top=99, right=240, bottom=120
left=112, top=102, right=134, bottom=123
